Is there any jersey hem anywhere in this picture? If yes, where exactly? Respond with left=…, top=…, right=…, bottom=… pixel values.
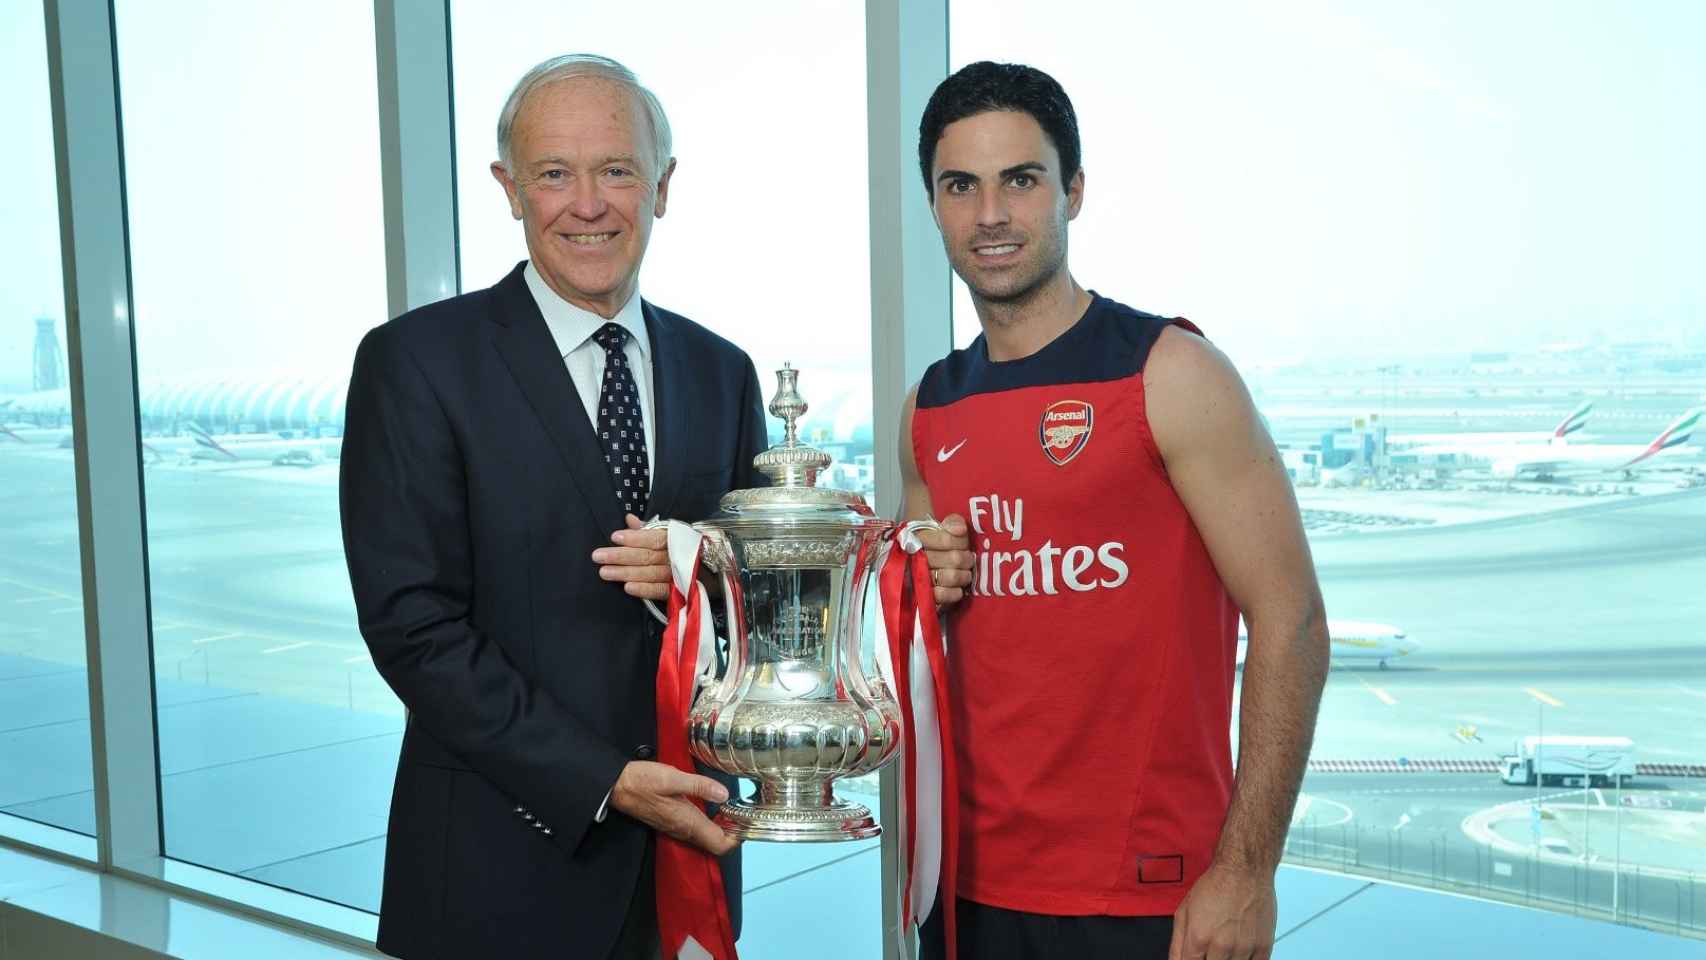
left=958, top=881, right=1188, bottom=918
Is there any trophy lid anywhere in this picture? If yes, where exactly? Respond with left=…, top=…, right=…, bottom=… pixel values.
left=712, top=364, right=879, bottom=525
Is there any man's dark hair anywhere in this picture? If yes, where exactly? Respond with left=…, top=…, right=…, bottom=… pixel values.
left=917, top=61, right=1081, bottom=200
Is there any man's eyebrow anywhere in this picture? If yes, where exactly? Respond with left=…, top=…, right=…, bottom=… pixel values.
left=526, top=154, right=641, bottom=168
left=936, top=162, right=1048, bottom=185
left=999, top=161, right=1048, bottom=180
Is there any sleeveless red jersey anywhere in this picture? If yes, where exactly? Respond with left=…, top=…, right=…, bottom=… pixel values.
left=911, top=294, right=1239, bottom=916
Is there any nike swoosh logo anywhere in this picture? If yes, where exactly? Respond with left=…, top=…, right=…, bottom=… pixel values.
left=937, top=439, right=968, bottom=462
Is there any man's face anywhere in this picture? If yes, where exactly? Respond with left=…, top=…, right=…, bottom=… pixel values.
left=491, top=78, right=675, bottom=318
left=929, top=109, right=1083, bottom=305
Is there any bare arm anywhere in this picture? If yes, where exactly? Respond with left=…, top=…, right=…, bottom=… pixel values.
left=1147, top=327, right=1328, bottom=960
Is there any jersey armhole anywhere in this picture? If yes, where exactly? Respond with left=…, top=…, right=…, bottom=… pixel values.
left=1133, top=318, right=1203, bottom=477
left=910, top=405, right=932, bottom=490
left=1134, top=374, right=1169, bottom=476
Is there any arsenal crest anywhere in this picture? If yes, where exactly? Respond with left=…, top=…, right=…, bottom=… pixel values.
left=1039, top=400, right=1093, bottom=465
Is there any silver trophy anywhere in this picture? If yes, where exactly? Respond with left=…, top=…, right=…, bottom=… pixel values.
left=658, top=365, right=928, bottom=841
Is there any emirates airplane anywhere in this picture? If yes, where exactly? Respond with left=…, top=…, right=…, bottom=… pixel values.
left=1414, top=408, right=1700, bottom=480
left=1388, top=400, right=1593, bottom=449
left=1236, top=619, right=1418, bottom=670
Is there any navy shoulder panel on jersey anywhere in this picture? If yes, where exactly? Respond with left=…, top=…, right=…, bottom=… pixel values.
left=917, top=294, right=1189, bottom=409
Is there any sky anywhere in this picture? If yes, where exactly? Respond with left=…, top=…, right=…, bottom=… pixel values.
left=951, top=0, right=1706, bottom=362
left=3, top=1, right=1703, bottom=398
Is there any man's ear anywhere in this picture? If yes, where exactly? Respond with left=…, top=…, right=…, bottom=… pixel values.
left=491, top=161, right=524, bottom=220
left=1065, top=168, right=1085, bottom=221
left=653, top=158, right=678, bottom=218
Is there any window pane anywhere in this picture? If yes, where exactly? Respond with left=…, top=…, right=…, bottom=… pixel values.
left=114, top=1, right=396, bottom=910
left=953, top=0, right=1706, bottom=935
left=0, top=1, right=95, bottom=841
left=451, top=3, right=878, bottom=955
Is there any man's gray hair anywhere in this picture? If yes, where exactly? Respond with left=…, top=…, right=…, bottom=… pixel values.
left=496, top=54, right=673, bottom=183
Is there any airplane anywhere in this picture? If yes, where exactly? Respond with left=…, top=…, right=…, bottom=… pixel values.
left=1236, top=618, right=1419, bottom=670
left=185, top=422, right=333, bottom=467
left=1414, top=408, right=1700, bottom=480
left=1387, top=401, right=1593, bottom=449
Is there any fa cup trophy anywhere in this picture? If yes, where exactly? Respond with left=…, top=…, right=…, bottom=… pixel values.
left=651, top=364, right=945, bottom=841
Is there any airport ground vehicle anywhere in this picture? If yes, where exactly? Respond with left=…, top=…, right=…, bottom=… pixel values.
left=1499, top=735, right=1636, bottom=787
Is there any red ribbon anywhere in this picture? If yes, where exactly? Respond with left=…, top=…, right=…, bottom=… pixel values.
left=878, top=533, right=959, bottom=960
left=655, top=537, right=739, bottom=960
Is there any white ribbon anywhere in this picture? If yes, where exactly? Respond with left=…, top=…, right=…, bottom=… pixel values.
left=663, top=521, right=717, bottom=698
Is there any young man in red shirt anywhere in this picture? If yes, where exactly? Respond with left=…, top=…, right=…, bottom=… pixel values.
left=901, top=62, right=1330, bottom=960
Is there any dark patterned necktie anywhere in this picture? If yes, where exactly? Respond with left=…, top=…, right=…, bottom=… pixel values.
left=592, top=322, right=650, bottom=518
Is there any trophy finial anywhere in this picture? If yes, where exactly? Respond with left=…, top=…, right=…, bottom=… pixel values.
left=754, top=363, right=832, bottom=487
left=769, top=363, right=807, bottom=446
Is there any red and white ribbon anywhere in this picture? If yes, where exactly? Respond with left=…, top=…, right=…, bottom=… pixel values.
left=875, top=521, right=959, bottom=960
left=653, top=521, right=738, bottom=960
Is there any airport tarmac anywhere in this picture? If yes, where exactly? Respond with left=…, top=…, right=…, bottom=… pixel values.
left=3, top=420, right=1704, bottom=941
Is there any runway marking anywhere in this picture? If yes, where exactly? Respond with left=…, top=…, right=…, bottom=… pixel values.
left=1355, top=676, right=1397, bottom=705
left=13, top=595, right=62, bottom=605
left=1287, top=794, right=1354, bottom=829
left=1524, top=687, right=1565, bottom=707
left=192, top=633, right=243, bottom=646
left=0, top=577, right=74, bottom=597
left=261, top=641, right=312, bottom=655
left=342, top=655, right=370, bottom=665
left=50, top=606, right=82, bottom=615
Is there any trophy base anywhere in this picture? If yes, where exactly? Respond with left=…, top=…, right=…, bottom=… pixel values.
left=715, top=793, right=880, bottom=842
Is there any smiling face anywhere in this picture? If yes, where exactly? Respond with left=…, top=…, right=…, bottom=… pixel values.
left=491, top=78, right=674, bottom=318
left=929, top=109, right=1083, bottom=306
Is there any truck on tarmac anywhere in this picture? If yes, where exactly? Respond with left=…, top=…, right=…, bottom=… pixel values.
left=1499, top=735, right=1636, bottom=787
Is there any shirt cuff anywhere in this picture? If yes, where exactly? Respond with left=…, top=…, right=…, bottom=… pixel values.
left=595, top=788, right=612, bottom=823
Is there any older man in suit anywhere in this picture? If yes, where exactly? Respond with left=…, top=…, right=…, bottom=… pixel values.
left=340, top=54, right=762, bottom=959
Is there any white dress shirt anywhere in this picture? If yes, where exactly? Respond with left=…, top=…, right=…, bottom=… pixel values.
left=524, top=261, right=656, bottom=479
left=524, top=261, right=654, bottom=825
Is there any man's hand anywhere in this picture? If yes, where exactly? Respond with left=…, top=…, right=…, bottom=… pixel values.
left=610, top=760, right=739, bottom=856
left=1167, top=862, right=1277, bottom=960
left=916, top=514, right=975, bottom=607
left=593, top=514, right=671, bottom=601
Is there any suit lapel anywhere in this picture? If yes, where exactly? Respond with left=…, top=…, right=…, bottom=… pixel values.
left=486, top=264, right=625, bottom=535
left=643, top=301, right=689, bottom=522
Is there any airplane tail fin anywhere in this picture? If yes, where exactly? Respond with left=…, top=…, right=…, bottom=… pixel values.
left=1549, top=400, right=1593, bottom=444
left=186, top=421, right=237, bottom=460
left=1621, top=409, right=1700, bottom=469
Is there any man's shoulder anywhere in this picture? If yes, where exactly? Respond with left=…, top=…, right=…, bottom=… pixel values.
left=644, top=301, right=752, bottom=370
left=362, top=273, right=515, bottom=359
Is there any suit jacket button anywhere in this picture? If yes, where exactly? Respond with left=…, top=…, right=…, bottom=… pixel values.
left=635, top=745, right=655, bottom=760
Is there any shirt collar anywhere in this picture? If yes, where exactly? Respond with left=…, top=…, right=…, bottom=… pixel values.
left=523, top=260, right=649, bottom=359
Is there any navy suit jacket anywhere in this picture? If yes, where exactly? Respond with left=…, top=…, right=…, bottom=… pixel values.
left=340, top=262, right=767, bottom=959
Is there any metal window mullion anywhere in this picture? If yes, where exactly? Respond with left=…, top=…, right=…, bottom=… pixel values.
left=375, top=0, right=460, bottom=316
left=866, top=2, right=952, bottom=958
left=44, top=0, right=163, bottom=870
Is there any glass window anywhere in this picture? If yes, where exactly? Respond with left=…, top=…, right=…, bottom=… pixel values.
left=953, top=0, right=1706, bottom=935
left=113, top=1, right=397, bottom=910
left=0, top=0, right=95, bottom=842
left=451, top=3, right=877, bottom=956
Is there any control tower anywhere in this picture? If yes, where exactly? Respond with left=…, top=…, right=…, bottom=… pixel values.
left=33, top=317, right=64, bottom=391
